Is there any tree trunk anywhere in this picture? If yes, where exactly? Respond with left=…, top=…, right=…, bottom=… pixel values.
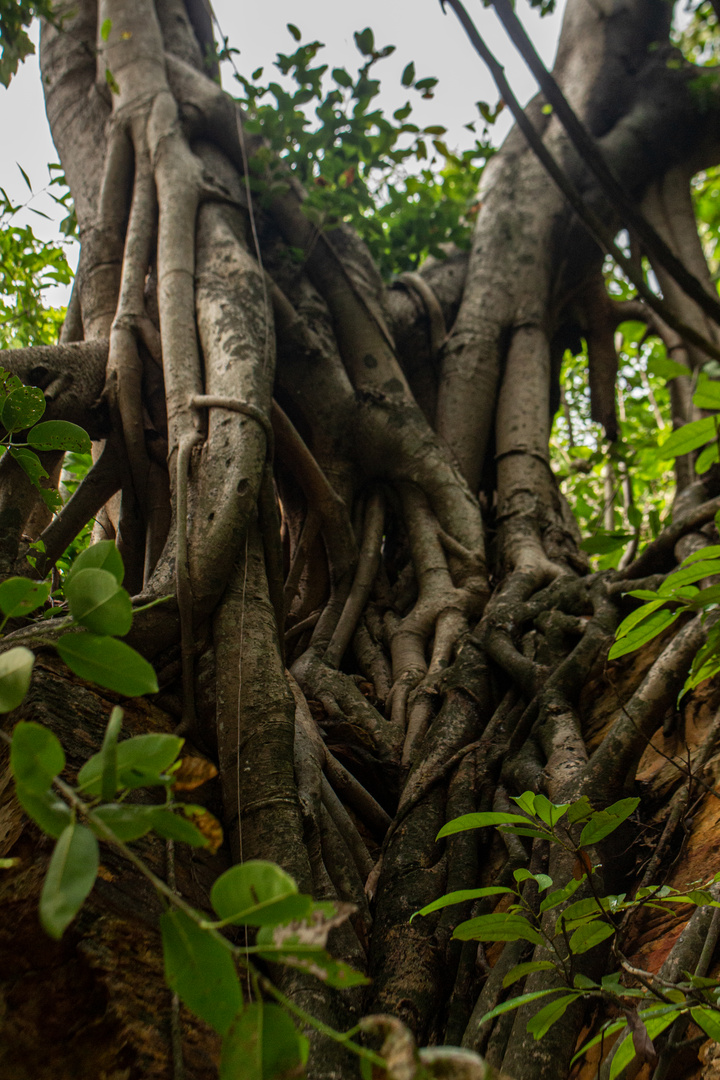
left=2, top=1, right=720, bottom=1078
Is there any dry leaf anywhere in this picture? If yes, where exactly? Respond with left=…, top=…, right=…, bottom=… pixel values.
left=172, top=756, right=218, bottom=791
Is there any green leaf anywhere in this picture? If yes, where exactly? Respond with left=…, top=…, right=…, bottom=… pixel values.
left=608, top=608, right=679, bottom=659
left=0, top=577, right=50, bottom=619
left=609, top=1010, right=678, bottom=1079
left=220, top=1003, right=308, bottom=1080
left=15, top=785, right=72, bottom=838
left=65, top=568, right=132, bottom=637
left=646, top=355, right=691, bottom=381
left=691, top=1007, right=720, bottom=1040
left=77, top=732, right=183, bottom=795
left=402, top=61, right=415, bottom=86
left=513, top=869, right=553, bottom=892
left=99, top=706, right=122, bottom=802
left=539, top=877, right=584, bottom=913
left=354, top=28, right=375, bottom=55
left=693, top=377, right=720, bottom=409
left=579, top=798, right=639, bottom=846
left=411, top=886, right=515, bottom=921
left=437, top=811, right=534, bottom=839
left=100, top=17, right=112, bottom=40
left=659, top=559, right=720, bottom=593
left=532, top=794, right=568, bottom=826
left=566, top=796, right=594, bottom=824
left=39, top=823, right=99, bottom=939
left=9, top=446, right=48, bottom=486
left=287, top=23, right=301, bottom=41
left=453, top=912, right=543, bottom=945
left=569, top=920, right=615, bottom=954
left=64, top=540, right=124, bottom=586
left=27, top=421, right=91, bottom=454
left=161, top=908, right=242, bottom=1035
left=656, top=417, right=716, bottom=459
left=1, top=385, right=45, bottom=432
left=56, top=632, right=158, bottom=696
left=332, top=67, right=353, bottom=88
left=211, top=861, right=310, bottom=927
left=614, top=598, right=667, bottom=640
left=478, top=988, right=562, bottom=1027
left=527, top=993, right=579, bottom=1040
left=580, top=532, right=632, bottom=555
left=11, top=719, right=64, bottom=792
left=0, top=646, right=35, bottom=712
left=503, top=960, right=557, bottom=988
left=149, top=808, right=208, bottom=847
left=92, top=803, right=156, bottom=841
left=681, top=545, right=720, bottom=565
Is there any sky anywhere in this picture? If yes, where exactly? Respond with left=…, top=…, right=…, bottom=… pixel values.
left=0, top=0, right=566, bottom=273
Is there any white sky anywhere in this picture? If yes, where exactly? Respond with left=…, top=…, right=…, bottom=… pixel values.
left=0, top=0, right=566, bottom=266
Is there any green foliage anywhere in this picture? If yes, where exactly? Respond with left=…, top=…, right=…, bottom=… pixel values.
left=610, top=521, right=720, bottom=694
left=0, top=185, right=73, bottom=347
left=550, top=322, right=676, bottom=570
left=415, top=792, right=720, bottom=1073
left=0, top=0, right=55, bottom=87
left=234, top=24, right=494, bottom=277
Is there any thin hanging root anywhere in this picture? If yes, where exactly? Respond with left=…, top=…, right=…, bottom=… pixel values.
left=35, top=439, right=123, bottom=575
left=284, top=509, right=321, bottom=617
left=175, top=431, right=203, bottom=734
left=324, top=489, right=385, bottom=669
left=105, top=128, right=157, bottom=516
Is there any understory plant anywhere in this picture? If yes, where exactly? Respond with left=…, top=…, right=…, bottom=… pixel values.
left=414, top=793, right=720, bottom=1078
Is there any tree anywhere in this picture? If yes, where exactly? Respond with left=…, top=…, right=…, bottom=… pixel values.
left=2, top=0, right=720, bottom=1078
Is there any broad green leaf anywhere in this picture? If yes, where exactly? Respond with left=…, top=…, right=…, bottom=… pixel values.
left=693, top=377, right=720, bottom=409
left=513, top=869, right=553, bottom=892
left=332, top=67, right=353, bottom=88
left=609, top=1010, right=678, bottom=1079
left=646, top=355, right=691, bottom=381
left=556, top=896, right=613, bottom=932
left=65, top=568, right=132, bottom=637
left=1, top=385, right=45, bottom=432
left=99, top=706, right=122, bottom=801
left=0, top=646, right=35, bottom=712
left=608, top=608, right=679, bottom=659
left=92, top=803, right=156, bottom=841
left=526, top=993, right=579, bottom=1040
left=656, top=416, right=716, bottom=459
left=511, top=792, right=537, bottom=816
left=160, top=908, right=241, bottom=1035
left=411, top=886, right=514, bottom=921
left=402, top=61, right=415, bottom=86
left=64, top=540, right=124, bottom=586
left=569, top=920, right=615, bottom=954
left=9, top=446, right=48, bottom=486
left=532, top=794, right=568, bottom=826
left=27, top=421, right=91, bottom=454
left=682, top=545, right=720, bottom=565
left=100, top=17, right=112, bottom=40
left=566, top=796, right=594, bottom=824
left=56, top=632, right=158, bottom=696
left=11, top=718, right=63, bottom=791
left=15, top=784, right=72, bottom=837
left=437, top=811, right=534, bottom=839
left=211, top=860, right=310, bottom=927
left=659, top=560, right=720, bottom=593
left=286, top=22, right=301, bottom=41
left=691, top=1007, right=720, bottom=1040
left=77, top=732, right=183, bottom=795
left=478, top=988, right=561, bottom=1027
left=39, top=823, right=99, bottom=938
left=695, top=441, right=719, bottom=474
left=149, top=808, right=208, bottom=847
left=503, top=961, right=557, bottom=989
left=354, top=27, right=375, bottom=55
left=0, top=577, right=50, bottom=618
left=220, top=1003, right=308, bottom=1080
left=539, top=877, right=584, bottom=913
left=579, top=798, right=639, bottom=846
left=614, top=598, right=667, bottom=640
left=453, top=912, right=543, bottom=945
left=580, top=532, right=632, bottom=556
